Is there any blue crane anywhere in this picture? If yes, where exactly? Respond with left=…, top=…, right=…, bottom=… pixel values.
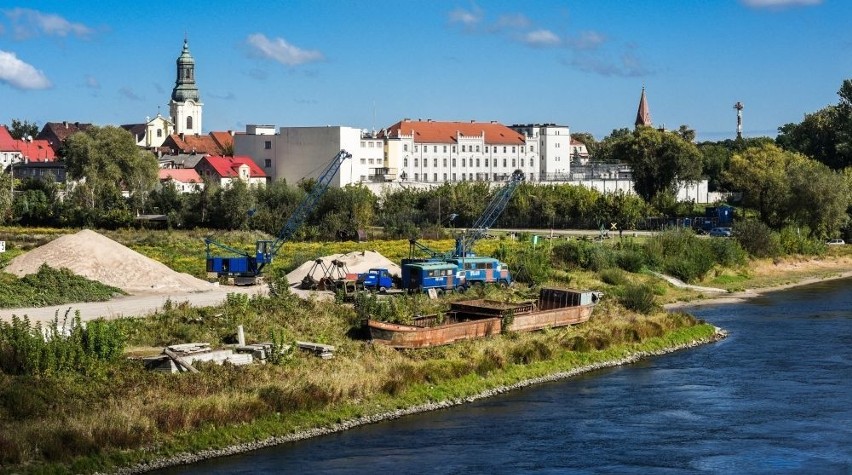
left=452, top=169, right=525, bottom=257
left=205, top=149, right=352, bottom=285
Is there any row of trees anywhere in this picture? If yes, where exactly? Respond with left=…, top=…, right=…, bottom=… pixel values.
left=2, top=79, right=851, bottom=240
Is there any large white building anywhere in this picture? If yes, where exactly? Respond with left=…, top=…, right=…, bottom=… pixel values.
left=234, top=125, right=383, bottom=187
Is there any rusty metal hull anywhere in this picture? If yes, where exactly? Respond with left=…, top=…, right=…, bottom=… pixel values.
left=368, top=301, right=595, bottom=349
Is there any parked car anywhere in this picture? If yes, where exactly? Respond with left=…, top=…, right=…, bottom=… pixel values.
left=709, top=227, right=732, bottom=237
left=826, top=238, right=846, bottom=246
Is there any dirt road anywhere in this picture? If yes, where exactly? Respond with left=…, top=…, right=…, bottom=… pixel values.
left=0, top=285, right=269, bottom=324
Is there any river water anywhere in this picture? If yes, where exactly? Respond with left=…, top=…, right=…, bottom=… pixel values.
left=159, top=279, right=852, bottom=474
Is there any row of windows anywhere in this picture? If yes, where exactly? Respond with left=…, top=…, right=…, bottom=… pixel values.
left=403, top=144, right=534, bottom=153
left=404, top=157, right=531, bottom=168
left=411, top=172, right=524, bottom=182
left=360, top=141, right=382, bottom=148
left=360, top=158, right=383, bottom=165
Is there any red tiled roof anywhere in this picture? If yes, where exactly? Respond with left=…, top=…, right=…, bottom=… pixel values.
left=381, top=119, right=526, bottom=145
left=164, top=133, right=224, bottom=155
left=0, top=125, right=56, bottom=161
left=159, top=168, right=202, bottom=183
left=36, top=121, right=93, bottom=142
left=199, top=155, right=266, bottom=178
left=209, top=131, right=234, bottom=151
left=570, top=138, right=586, bottom=146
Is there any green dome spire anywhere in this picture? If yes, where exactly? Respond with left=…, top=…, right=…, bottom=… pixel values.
left=171, top=39, right=199, bottom=102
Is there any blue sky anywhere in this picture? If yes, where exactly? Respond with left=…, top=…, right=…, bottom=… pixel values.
left=1, top=0, right=849, bottom=142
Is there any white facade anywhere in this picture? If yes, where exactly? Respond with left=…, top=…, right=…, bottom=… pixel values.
left=234, top=125, right=380, bottom=187
left=510, top=124, right=571, bottom=179
left=170, top=99, right=203, bottom=136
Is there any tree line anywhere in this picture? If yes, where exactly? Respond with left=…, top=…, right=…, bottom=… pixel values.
left=2, top=79, right=851, bottom=240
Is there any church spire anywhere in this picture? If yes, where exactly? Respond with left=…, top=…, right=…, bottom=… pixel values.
left=635, top=86, right=651, bottom=128
left=169, top=38, right=203, bottom=135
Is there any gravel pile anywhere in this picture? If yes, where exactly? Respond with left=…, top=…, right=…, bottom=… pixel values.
left=5, top=229, right=213, bottom=294
left=286, top=250, right=401, bottom=285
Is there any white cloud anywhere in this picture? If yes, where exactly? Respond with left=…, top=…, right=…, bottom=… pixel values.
left=0, top=50, right=51, bottom=89
left=119, top=87, right=142, bottom=101
left=565, top=31, right=607, bottom=51
left=521, top=29, right=561, bottom=47
left=740, top=0, right=822, bottom=8
left=448, top=6, right=483, bottom=29
left=245, top=33, right=324, bottom=66
left=4, top=8, right=93, bottom=39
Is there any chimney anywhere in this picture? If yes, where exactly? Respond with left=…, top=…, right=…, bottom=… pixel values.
left=63, top=121, right=68, bottom=128
left=470, top=119, right=475, bottom=123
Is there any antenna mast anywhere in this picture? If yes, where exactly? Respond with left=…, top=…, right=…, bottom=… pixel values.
left=734, top=101, right=744, bottom=139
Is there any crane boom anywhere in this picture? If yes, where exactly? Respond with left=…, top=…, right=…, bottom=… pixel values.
left=454, top=169, right=524, bottom=257
left=205, top=149, right=352, bottom=284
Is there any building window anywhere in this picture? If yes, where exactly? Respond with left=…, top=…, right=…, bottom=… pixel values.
left=452, top=158, right=456, bottom=167
left=521, top=159, right=525, bottom=167
left=186, top=116, right=193, bottom=130
left=452, top=173, right=457, bottom=181
left=264, top=159, right=272, bottom=168
left=361, top=158, right=367, bottom=164
left=452, top=146, right=456, bottom=153
left=443, top=158, right=447, bottom=167
left=415, top=145, right=419, bottom=152
left=433, top=173, right=438, bottom=181
left=512, top=159, right=516, bottom=167
left=476, top=145, right=480, bottom=152
left=404, top=144, right=409, bottom=152
left=414, top=173, right=419, bottom=181
left=521, top=146, right=524, bottom=152
left=424, top=159, right=428, bottom=167
left=503, top=159, right=507, bottom=167
left=265, top=140, right=272, bottom=150
left=443, top=173, right=447, bottom=181
left=157, top=129, right=162, bottom=138
left=414, top=158, right=419, bottom=167
left=531, top=145, right=535, bottom=152
left=462, top=158, right=466, bottom=167
left=475, top=158, right=480, bottom=167
left=404, top=158, right=408, bottom=167
left=443, top=145, right=447, bottom=153
left=485, top=159, right=489, bottom=167
left=461, top=145, right=466, bottom=152
left=512, top=146, right=516, bottom=153
left=433, top=158, right=437, bottom=167
left=424, top=174, right=428, bottom=182
left=434, top=146, right=438, bottom=153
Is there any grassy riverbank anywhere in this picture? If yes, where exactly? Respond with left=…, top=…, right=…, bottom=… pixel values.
left=2, top=227, right=851, bottom=474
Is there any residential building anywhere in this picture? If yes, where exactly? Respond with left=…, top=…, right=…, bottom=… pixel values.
left=570, top=138, right=590, bottom=163
left=35, top=121, right=93, bottom=155
left=234, top=125, right=379, bottom=187
left=158, top=168, right=203, bottom=193
left=122, top=114, right=175, bottom=149
left=195, top=155, right=266, bottom=188
left=162, top=131, right=232, bottom=155
left=1, top=125, right=56, bottom=171
left=169, top=39, right=203, bottom=135
left=12, top=161, right=67, bottom=183
left=381, top=119, right=538, bottom=184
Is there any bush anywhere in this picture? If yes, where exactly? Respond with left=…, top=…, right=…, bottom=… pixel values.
left=733, top=220, right=781, bottom=258
left=644, top=229, right=716, bottom=283
left=778, top=226, right=827, bottom=255
left=599, top=268, right=628, bottom=286
left=615, top=245, right=646, bottom=272
left=707, top=236, right=748, bottom=267
left=552, top=240, right=613, bottom=271
left=618, top=283, right=658, bottom=314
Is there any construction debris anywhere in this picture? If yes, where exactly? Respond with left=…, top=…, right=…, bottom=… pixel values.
left=143, top=342, right=254, bottom=373
left=296, top=341, right=336, bottom=359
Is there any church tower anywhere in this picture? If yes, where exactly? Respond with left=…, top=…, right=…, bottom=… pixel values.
left=634, top=86, right=651, bottom=128
left=170, top=39, right=203, bottom=135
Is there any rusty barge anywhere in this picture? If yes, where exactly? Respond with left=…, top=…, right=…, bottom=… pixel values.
left=368, top=287, right=601, bottom=349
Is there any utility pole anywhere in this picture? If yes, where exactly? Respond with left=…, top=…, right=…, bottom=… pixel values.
left=734, top=102, right=744, bottom=140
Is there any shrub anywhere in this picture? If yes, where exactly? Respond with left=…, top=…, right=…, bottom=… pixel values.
left=618, top=283, right=658, bottom=314
left=707, top=236, right=748, bottom=267
left=733, top=220, right=781, bottom=258
left=599, top=268, right=628, bottom=286
left=475, top=347, right=506, bottom=375
left=778, top=226, right=827, bottom=255
left=509, top=339, right=553, bottom=364
left=552, top=240, right=613, bottom=271
left=643, top=229, right=716, bottom=283
left=615, top=246, right=646, bottom=272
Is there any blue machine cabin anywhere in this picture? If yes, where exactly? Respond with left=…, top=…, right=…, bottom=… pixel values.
left=446, top=256, right=511, bottom=286
left=402, top=261, right=463, bottom=293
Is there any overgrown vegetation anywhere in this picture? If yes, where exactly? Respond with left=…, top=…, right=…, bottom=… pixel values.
left=0, top=264, right=124, bottom=308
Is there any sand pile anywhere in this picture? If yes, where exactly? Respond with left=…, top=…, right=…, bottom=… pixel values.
left=5, top=229, right=214, bottom=294
left=286, top=250, right=401, bottom=286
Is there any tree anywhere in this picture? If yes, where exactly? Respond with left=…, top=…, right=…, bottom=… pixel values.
left=595, top=128, right=632, bottom=162
left=786, top=159, right=849, bottom=238
left=570, top=131, right=597, bottom=158
left=725, top=143, right=806, bottom=229
left=776, top=78, right=852, bottom=170
left=8, top=119, right=38, bottom=140
left=608, top=126, right=702, bottom=202
left=0, top=172, right=12, bottom=224
left=677, top=125, right=696, bottom=143
left=212, top=180, right=256, bottom=230
left=63, top=126, right=158, bottom=211
left=697, top=143, right=732, bottom=191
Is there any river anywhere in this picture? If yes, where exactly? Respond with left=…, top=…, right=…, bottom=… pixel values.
left=157, top=278, right=852, bottom=474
